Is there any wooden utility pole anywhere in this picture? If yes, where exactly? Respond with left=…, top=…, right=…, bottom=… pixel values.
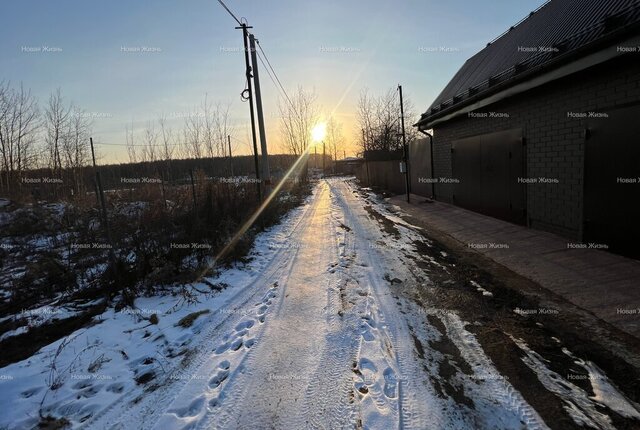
left=236, top=23, right=261, bottom=202
left=160, top=171, right=167, bottom=210
left=189, top=169, right=197, bottom=211
left=322, top=140, right=326, bottom=174
left=249, top=34, right=271, bottom=197
left=90, top=138, right=117, bottom=274
left=398, top=85, right=410, bottom=203
left=227, top=135, right=234, bottom=177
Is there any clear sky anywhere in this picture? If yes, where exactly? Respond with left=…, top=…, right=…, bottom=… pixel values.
left=0, top=0, right=546, bottom=163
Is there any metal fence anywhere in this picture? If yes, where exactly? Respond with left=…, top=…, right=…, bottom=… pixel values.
left=356, top=139, right=433, bottom=198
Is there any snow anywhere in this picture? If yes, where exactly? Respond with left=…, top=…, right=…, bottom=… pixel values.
left=561, top=347, right=640, bottom=420
left=0, top=178, right=634, bottom=430
left=0, top=192, right=314, bottom=430
left=470, top=280, right=493, bottom=297
left=510, top=336, right=640, bottom=429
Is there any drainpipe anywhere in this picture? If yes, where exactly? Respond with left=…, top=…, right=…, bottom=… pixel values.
left=419, top=129, right=436, bottom=200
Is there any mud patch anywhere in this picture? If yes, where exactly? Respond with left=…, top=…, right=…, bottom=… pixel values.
left=363, top=204, right=400, bottom=237
left=425, top=314, right=475, bottom=408
left=390, top=206, right=640, bottom=429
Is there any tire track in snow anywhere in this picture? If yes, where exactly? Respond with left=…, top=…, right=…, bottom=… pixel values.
left=195, top=183, right=331, bottom=429
left=352, top=181, right=548, bottom=429
left=289, top=186, right=361, bottom=430
left=337, top=179, right=549, bottom=429
left=329, top=180, right=429, bottom=430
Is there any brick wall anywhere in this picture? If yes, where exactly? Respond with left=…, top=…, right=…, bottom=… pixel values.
left=429, top=55, right=640, bottom=239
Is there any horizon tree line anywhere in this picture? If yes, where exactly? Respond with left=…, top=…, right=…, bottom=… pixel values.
left=0, top=81, right=349, bottom=198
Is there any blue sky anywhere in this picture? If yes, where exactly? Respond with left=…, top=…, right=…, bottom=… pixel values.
left=0, top=0, right=546, bottom=162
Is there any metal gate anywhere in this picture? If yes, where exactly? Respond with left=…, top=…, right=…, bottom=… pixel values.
left=452, top=129, right=526, bottom=224
left=409, top=138, right=433, bottom=197
left=584, top=104, right=640, bottom=258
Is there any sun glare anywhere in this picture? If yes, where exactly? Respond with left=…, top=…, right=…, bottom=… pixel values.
left=311, top=122, right=327, bottom=143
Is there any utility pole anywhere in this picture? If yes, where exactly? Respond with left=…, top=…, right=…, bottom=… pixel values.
left=363, top=128, right=370, bottom=186
left=322, top=140, right=326, bottom=174
left=249, top=34, right=271, bottom=197
left=236, top=23, right=261, bottom=202
left=227, top=135, right=234, bottom=177
left=90, top=138, right=117, bottom=282
left=398, top=85, right=410, bottom=203
left=189, top=169, right=197, bottom=211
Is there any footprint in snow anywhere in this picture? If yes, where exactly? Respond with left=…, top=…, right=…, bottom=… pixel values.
left=230, top=338, right=244, bottom=351
left=235, top=320, right=254, bottom=331
left=106, top=382, right=125, bottom=393
left=21, top=387, right=44, bottom=398
left=171, top=395, right=205, bottom=418
left=209, top=369, right=230, bottom=389
left=383, top=367, right=398, bottom=399
left=359, top=357, right=377, bottom=371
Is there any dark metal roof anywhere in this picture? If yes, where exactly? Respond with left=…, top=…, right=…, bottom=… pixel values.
left=417, top=0, right=640, bottom=128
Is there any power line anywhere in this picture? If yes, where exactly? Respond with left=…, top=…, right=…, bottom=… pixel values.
left=255, top=40, right=295, bottom=110
left=94, top=137, right=252, bottom=150
left=93, top=141, right=183, bottom=147
left=214, top=1, right=295, bottom=123
left=216, top=0, right=242, bottom=25
left=255, top=51, right=289, bottom=108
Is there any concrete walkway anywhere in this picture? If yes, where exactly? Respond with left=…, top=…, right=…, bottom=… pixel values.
left=389, top=194, right=640, bottom=338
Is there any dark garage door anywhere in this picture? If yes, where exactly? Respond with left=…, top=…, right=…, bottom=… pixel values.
left=452, top=129, right=526, bottom=225
left=585, top=104, right=640, bottom=258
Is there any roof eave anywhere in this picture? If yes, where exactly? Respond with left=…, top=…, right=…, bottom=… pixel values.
left=416, top=27, right=640, bottom=130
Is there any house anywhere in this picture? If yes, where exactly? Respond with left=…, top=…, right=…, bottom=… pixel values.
left=415, top=0, right=640, bottom=257
left=335, top=157, right=365, bottom=175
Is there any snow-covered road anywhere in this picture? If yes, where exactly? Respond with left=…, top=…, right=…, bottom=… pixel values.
left=154, top=178, right=419, bottom=429
left=117, top=178, right=545, bottom=430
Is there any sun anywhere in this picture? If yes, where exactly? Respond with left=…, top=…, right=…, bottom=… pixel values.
left=311, top=122, right=327, bottom=143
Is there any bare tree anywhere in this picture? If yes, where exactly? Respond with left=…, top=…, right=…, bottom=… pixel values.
left=184, top=108, right=203, bottom=159
left=200, top=96, right=234, bottom=169
left=278, top=86, right=319, bottom=157
left=142, top=121, right=157, bottom=163
left=326, top=116, right=344, bottom=173
left=214, top=103, right=233, bottom=159
left=0, top=82, right=40, bottom=192
left=126, top=120, right=137, bottom=164
left=357, top=87, right=419, bottom=154
left=357, top=89, right=376, bottom=154
left=278, top=87, right=320, bottom=183
left=202, top=95, right=216, bottom=160
left=62, top=107, right=92, bottom=194
left=158, top=115, right=174, bottom=161
left=45, top=89, right=71, bottom=175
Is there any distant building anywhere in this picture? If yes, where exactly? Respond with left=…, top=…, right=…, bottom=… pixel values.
left=336, top=157, right=365, bottom=175
left=415, top=0, right=640, bottom=257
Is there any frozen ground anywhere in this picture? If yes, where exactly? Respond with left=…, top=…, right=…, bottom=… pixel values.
left=1, top=178, right=639, bottom=429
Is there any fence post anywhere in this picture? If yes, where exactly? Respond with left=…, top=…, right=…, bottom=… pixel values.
left=89, top=137, right=118, bottom=285
left=189, top=169, right=197, bottom=211
left=160, top=171, right=167, bottom=210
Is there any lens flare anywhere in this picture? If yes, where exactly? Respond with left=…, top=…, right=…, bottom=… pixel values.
left=193, top=146, right=314, bottom=281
